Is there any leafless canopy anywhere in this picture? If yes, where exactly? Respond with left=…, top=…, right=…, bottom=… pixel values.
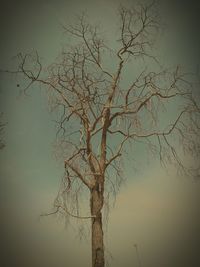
left=3, top=2, right=200, bottom=218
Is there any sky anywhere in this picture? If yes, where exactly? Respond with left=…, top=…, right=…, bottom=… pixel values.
left=0, top=0, right=200, bottom=267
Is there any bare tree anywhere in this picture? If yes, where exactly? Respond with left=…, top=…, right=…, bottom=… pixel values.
left=2, top=2, right=200, bottom=267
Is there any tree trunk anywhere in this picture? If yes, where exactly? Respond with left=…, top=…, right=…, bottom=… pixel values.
left=90, top=187, right=105, bottom=267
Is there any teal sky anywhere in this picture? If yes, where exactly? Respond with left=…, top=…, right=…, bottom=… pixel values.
left=0, top=1, right=200, bottom=267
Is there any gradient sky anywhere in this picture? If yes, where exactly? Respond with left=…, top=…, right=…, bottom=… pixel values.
left=0, top=1, right=200, bottom=267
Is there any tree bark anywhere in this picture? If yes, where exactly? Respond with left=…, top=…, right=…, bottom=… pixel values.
left=90, top=187, right=105, bottom=267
